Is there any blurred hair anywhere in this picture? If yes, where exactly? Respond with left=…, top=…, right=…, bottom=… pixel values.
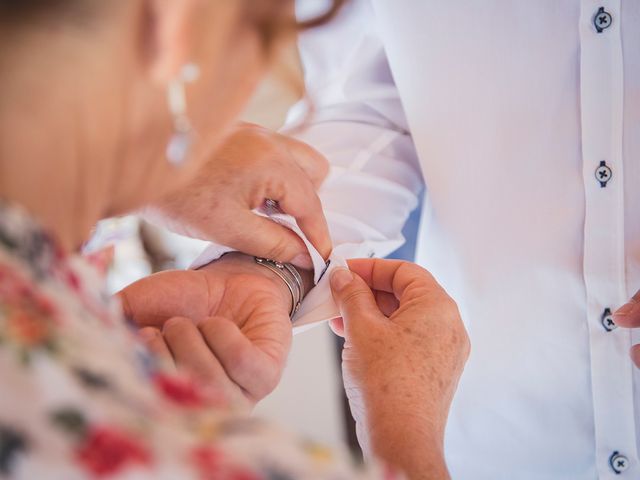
left=0, top=0, right=75, bottom=13
left=0, top=0, right=93, bottom=22
left=0, top=0, right=347, bottom=129
left=250, top=0, right=346, bottom=47
left=250, top=0, right=347, bottom=124
left=0, top=0, right=347, bottom=38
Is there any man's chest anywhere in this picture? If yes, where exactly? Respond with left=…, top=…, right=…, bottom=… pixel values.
left=370, top=1, right=639, bottom=252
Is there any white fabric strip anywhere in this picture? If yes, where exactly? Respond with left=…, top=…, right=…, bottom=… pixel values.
left=579, top=0, right=637, bottom=477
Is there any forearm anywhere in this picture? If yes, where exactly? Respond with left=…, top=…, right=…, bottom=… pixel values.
left=364, top=413, right=449, bottom=480
left=284, top=120, right=423, bottom=261
left=350, top=380, right=451, bottom=480
left=285, top=0, right=424, bottom=259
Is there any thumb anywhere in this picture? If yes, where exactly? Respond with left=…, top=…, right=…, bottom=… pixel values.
left=219, top=211, right=313, bottom=269
left=116, top=271, right=210, bottom=327
left=613, top=290, right=640, bottom=328
left=330, top=267, right=382, bottom=339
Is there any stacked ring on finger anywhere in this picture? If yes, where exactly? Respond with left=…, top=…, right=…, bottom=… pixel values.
left=263, top=198, right=283, bottom=215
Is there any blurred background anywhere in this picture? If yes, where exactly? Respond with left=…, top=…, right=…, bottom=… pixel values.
left=88, top=43, right=420, bottom=454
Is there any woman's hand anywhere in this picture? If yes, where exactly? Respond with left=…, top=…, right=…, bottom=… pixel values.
left=118, top=253, right=301, bottom=410
left=613, top=290, right=640, bottom=367
left=329, top=259, right=470, bottom=480
left=144, top=122, right=332, bottom=268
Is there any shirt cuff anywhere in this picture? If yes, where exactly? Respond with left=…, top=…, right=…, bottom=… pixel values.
left=189, top=212, right=348, bottom=334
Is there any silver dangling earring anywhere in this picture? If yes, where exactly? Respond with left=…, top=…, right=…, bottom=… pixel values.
left=166, top=63, right=200, bottom=166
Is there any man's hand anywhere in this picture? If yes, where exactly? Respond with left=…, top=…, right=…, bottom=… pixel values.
left=118, top=253, right=300, bottom=409
left=143, top=122, right=332, bottom=268
left=613, top=290, right=640, bottom=367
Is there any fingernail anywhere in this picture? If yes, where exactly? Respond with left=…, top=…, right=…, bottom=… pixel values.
left=330, top=268, right=353, bottom=292
left=139, top=327, right=159, bottom=341
left=614, top=299, right=639, bottom=317
left=291, top=253, right=313, bottom=270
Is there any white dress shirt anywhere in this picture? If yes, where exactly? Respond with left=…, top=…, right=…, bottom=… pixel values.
left=288, top=1, right=640, bottom=478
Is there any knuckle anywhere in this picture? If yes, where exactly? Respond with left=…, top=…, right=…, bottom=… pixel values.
left=398, top=260, right=428, bottom=276
left=446, top=315, right=471, bottom=361
left=308, top=155, right=329, bottom=182
left=462, top=334, right=471, bottom=361
left=295, top=141, right=330, bottom=179
left=453, top=321, right=471, bottom=355
left=397, top=260, right=441, bottom=285
left=340, top=288, right=372, bottom=311
left=441, top=295, right=460, bottom=316
left=340, top=287, right=365, bottom=304
left=315, top=153, right=330, bottom=179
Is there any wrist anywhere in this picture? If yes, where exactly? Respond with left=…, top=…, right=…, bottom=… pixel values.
left=365, top=414, right=448, bottom=480
left=255, top=257, right=305, bottom=317
left=349, top=389, right=449, bottom=479
left=209, top=252, right=314, bottom=314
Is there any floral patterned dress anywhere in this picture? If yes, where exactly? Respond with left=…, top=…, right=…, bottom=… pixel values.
left=0, top=201, right=391, bottom=480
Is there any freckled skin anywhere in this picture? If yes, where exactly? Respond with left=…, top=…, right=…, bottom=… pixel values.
left=151, top=123, right=333, bottom=262
left=332, top=259, right=470, bottom=480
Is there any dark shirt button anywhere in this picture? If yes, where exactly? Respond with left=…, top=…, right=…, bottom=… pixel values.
left=594, top=7, right=613, bottom=33
left=601, top=308, right=617, bottom=332
left=595, top=161, right=612, bottom=188
left=609, top=452, right=630, bottom=474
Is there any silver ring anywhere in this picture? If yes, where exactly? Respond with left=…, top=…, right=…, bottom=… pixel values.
left=264, top=198, right=282, bottom=214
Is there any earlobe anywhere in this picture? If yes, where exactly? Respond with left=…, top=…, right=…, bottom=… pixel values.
left=134, top=0, right=201, bottom=166
left=140, top=0, right=194, bottom=83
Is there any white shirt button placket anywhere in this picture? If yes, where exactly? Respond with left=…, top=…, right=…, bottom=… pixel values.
left=580, top=1, right=637, bottom=477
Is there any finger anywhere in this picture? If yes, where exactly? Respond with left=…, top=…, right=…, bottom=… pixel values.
left=328, top=317, right=345, bottom=337
left=218, top=210, right=312, bottom=268
left=162, top=317, right=242, bottom=401
left=234, top=163, right=331, bottom=260
left=631, top=344, right=640, bottom=369
left=139, top=327, right=175, bottom=370
left=613, top=290, right=640, bottom=328
left=374, top=290, right=400, bottom=317
left=329, top=267, right=383, bottom=341
left=275, top=178, right=332, bottom=260
left=282, top=135, right=330, bottom=188
left=117, top=271, right=210, bottom=328
left=347, top=258, right=443, bottom=304
left=198, top=316, right=283, bottom=401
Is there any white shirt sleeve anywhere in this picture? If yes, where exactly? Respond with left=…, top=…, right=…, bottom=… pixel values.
left=286, top=0, right=424, bottom=260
